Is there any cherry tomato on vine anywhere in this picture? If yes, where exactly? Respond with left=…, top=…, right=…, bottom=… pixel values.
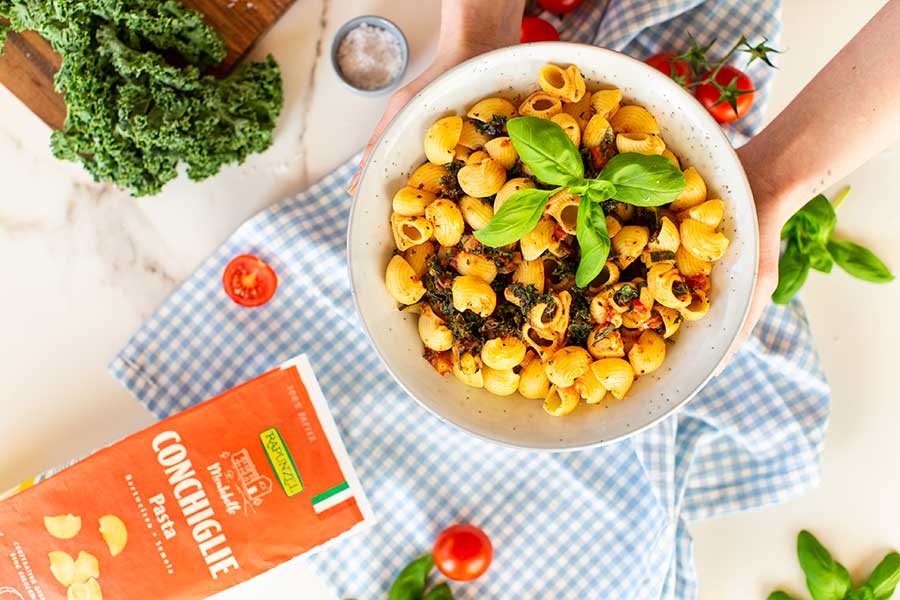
left=537, top=0, right=586, bottom=13
left=432, top=524, right=493, bottom=581
left=695, top=65, right=754, bottom=123
left=223, top=254, right=278, bottom=307
left=520, top=17, right=559, bottom=43
left=644, top=52, right=692, bottom=86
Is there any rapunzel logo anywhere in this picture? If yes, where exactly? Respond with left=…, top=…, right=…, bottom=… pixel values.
left=259, top=428, right=303, bottom=497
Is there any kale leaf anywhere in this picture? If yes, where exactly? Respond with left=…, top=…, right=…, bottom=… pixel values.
left=0, top=0, right=283, bottom=196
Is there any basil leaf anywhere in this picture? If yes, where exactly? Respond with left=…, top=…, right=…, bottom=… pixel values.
left=575, top=193, right=611, bottom=288
left=597, top=153, right=686, bottom=206
left=388, top=554, right=434, bottom=600
left=422, top=583, right=454, bottom=600
left=587, top=178, right=617, bottom=201
left=797, top=530, right=852, bottom=600
left=782, top=194, right=836, bottom=243
left=474, top=187, right=557, bottom=247
left=767, top=592, right=798, bottom=600
left=827, top=240, right=895, bottom=283
left=807, top=242, right=834, bottom=274
left=865, top=551, right=900, bottom=599
left=772, top=240, right=811, bottom=304
left=846, top=587, right=876, bottom=600
left=506, top=116, right=584, bottom=186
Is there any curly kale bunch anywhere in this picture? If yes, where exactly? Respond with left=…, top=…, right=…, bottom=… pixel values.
left=0, top=0, right=283, bottom=196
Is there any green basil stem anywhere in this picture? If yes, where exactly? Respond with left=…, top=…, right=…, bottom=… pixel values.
left=831, top=185, right=851, bottom=210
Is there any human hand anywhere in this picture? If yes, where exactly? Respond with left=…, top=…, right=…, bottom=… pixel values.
left=348, top=0, right=526, bottom=193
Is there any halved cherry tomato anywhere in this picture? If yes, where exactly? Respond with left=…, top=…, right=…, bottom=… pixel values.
left=223, top=254, right=278, bottom=307
left=695, top=65, right=754, bottom=123
left=537, top=0, right=586, bottom=13
left=520, top=17, right=559, bottom=43
left=645, top=52, right=692, bottom=86
left=433, top=524, right=493, bottom=582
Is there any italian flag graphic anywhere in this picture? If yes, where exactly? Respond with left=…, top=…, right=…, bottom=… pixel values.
left=311, top=481, right=352, bottom=514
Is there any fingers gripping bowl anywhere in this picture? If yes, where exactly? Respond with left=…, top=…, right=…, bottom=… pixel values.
left=348, top=43, right=758, bottom=450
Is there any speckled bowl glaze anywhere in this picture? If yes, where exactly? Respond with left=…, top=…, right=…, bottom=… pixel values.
left=348, top=43, right=758, bottom=451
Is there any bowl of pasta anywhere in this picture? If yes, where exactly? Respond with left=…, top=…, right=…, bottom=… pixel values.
left=348, top=43, right=758, bottom=450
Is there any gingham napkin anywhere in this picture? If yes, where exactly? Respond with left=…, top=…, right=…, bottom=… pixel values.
left=110, top=1, right=831, bottom=598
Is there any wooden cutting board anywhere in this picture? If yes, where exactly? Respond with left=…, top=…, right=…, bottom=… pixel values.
left=0, top=0, right=295, bottom=130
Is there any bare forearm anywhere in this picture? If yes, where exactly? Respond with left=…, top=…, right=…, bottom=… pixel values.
left=740, top=0, right=900, bottom=221
left=438, top=0, right=525, bottom=58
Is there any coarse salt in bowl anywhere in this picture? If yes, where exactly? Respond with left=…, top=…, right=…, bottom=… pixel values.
left=332, top=16, right=409, bottom=95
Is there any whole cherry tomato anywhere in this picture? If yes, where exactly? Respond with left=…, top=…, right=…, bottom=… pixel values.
left=695, top=65, right=754, bottom=123
left=520, top=17, right=559, bottom=43
left=432, top=524, right=493, bottom=582
left=222, top=254, right=278, bottom=307
left=537, top=0, right=586, bottom=13
left=645, top=52, right=692, bottom=86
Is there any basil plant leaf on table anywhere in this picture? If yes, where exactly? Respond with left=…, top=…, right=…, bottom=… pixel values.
left=474, top=116, right=686, bottom=288
left=773, top=188, right=894, bottom=304
left=388, top=554, right=435, bottom=600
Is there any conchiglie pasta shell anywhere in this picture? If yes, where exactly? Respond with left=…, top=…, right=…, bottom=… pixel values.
left=545, top=189, right=581, bottom=235
left=669, top=166, right=707, bottom=211
left=590, top=358, right=635, bottom=400
left=418, top=304, right=453, bottom=351
left=675, top=244, right=712, bottom=276
left=615, top=132, right=665, bottom=155
left=403, top=241, right=435, bottom=278
left=627, top=330, right=666, bottom=376
left=452, top=351, right=484, bottom=387
left=611, top=225, right=649, bottom=269
left=513, top=258, right=545, bottom=292
left=550, top=113, right=581, bottom=148
left=483, top=366, right=521, bottom=396
left=587, top=327, right=625, bottom=359
left=606, top=215, right=622, bottom=239
left=654, top=305, right=683, bottom=338
left=590, top=88, right=622, bottom=119
left=481, top=336, right=527, bottom=370
left=562, top=92, right=593, bottom=130
left=647, top=216, right=680, bottom=253
left=457, top=156, right=507, bottom=198
left=425, top=116, right=463, bottom=164
left=518, top=91, right=563, bottom=119
left=662, top=149, right=680, bottom=168
left=408, top=162, right=449, bottom=194
left=458, top=195, right=494, bottom=231
left=484, top=136, right=519, bottom=170
left=451, top=275, right=496, bottom=317
left=680, top=218, right=730, bottom=261
left=391, top=213, right=434, bottom=251
left=543, top=385, right=581, bottom=416
left=680, top=199, right=725, bottom=228
left=454, top=144, right=472, bottom=161
left=467, top=97, right=518, bottom=122
left=518, top=352, right=551, bottom=399
left=575, top=368, right=607, bottom=404
left=458, top=119, right=492, bottom=149
left=582, top=115, right=613, bottom=148
left=425, top=198, right=465, bottom=246
left=544, top=346, right=592, bottom=388
left=647, top=263, right=690, bottom=309
left=454, top=250, right=498, bottom=284
left=520, top=217, right=556, bottom=261
left=385, top=255, right=426, bottom=305
left=680, top=289, right=710, bottom=321
left=610, top=105, right=660, bottom=134
left=392, top=186, right=437, bottom=216
left=494, top=177, right=535, bottom=212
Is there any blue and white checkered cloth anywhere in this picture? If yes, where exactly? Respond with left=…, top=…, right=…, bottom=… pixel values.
left=110, top=1, right=830, bottom=598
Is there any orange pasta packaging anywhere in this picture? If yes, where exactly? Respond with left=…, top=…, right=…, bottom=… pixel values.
left=0, top=355, right=374, bottom=599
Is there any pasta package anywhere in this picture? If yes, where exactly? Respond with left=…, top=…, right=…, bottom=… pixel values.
left=0, top=355, right=373, bottom=599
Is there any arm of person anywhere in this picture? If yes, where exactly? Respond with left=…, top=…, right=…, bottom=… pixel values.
left=349, top=0, right=525, bottom=192
left=735, top=0, right=900, bottom=342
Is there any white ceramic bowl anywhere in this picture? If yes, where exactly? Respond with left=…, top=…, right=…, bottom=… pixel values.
left=348, top=43, right=758, bottom=450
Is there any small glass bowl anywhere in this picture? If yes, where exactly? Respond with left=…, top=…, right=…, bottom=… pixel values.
left=331, top=15, right=409, bottom=96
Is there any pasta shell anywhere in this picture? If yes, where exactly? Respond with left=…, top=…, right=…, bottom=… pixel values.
left=424, top=116, right=463, bottom=164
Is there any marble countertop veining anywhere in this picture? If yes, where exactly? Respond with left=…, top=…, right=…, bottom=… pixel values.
left=1, top=1, right=899, bottom=599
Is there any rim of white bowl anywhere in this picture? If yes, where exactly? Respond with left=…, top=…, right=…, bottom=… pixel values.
left=347, top=42, right=759, bottom=452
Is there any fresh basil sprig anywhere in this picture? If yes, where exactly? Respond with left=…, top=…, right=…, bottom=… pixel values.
left=473, top=116, right=686, bottom=288
left=767, top=530, right=900, bottom=600
left=387, top=554, right=455, bottom=600
left=773, top=188, right=894, bottom=304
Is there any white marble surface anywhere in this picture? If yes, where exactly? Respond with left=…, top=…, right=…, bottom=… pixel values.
left=0, top=0, right=897, bottom=598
